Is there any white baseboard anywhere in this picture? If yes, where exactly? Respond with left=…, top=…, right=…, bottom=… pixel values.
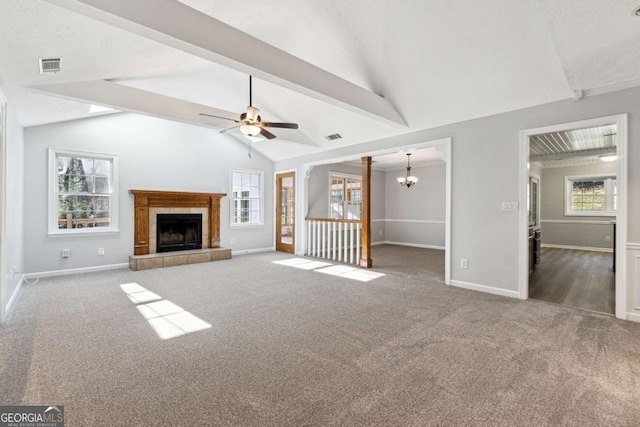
left=23, top=263, right=129, bottom=280
left=5, top=276, right=24, bottom=317
left=450, top=280, right=520, bottom=299
left=541, top=243, right=613, bottom=253
left=626, top=312, right=640, bottom=323
left=373, top=241, right=445, bottom=250
left=231, top=247, right=275, bottom=256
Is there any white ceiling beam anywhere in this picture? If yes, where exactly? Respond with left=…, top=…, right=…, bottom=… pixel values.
left=28, top=80, right=319, bottom=146
left=43, top=0, right=407, bottom=128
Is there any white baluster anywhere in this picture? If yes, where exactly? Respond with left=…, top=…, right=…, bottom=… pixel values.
left=349, top=222, right=354, bottom=264
left=338, top=222, right=342, bottom=261
left=356, top=223, right=361, bottom=265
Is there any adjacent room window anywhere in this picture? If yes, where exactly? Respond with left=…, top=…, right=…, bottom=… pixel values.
left=329, top=173, right=362, bottom=220
left=231, top=169, right=263, bottom=226
left=565, top=174, right=616, bottom=216
left=49, top=148, right=119, bottom=234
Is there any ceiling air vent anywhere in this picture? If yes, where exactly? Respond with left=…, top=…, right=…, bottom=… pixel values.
left=39, top=57, right=62, bottom=74
left=325, top=133, right=342, bottom=141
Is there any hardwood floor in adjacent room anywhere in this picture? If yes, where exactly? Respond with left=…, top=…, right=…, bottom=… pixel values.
left=529, top=247, right=615, bottom=315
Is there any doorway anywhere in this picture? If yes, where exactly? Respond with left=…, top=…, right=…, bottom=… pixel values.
left=276, top=171, right=295, bottom=253
left=519, top=114, right=628, bottom=319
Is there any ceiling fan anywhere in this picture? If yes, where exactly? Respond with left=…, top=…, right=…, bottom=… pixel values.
left=199, top=75, right=298, bottom=140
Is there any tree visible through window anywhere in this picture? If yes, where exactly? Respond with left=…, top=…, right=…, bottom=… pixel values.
left=52, top=150, right=117, bottom=232
left=565, top=175, right=616, bottom=216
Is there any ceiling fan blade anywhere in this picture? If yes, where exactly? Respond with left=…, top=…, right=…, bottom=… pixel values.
left=220, top=126, right=240, bottom=134
left=259, top=127, right=277, bottom=140
left=200, top=112, right=238, bottom=122
left=261, top=122, right=298, bottom=129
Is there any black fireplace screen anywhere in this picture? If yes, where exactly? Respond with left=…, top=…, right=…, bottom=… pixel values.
left=156, top=214, right=203, bottom=253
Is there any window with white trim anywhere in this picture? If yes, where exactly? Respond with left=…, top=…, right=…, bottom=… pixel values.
left=565, top=174, right=616, bottom=216
left=49, top=148, right=118, bottom=234
left=329, top=173, right=362, bottom=220
left=231, top=169, right=263, bottom=226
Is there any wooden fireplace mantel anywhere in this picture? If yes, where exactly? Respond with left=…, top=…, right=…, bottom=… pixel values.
left=130, top=190, right=226, bottom=256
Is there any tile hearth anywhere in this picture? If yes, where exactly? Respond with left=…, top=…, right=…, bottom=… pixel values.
left=129, top=248, right=231, bottom=271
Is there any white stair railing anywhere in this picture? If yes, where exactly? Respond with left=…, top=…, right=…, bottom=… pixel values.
left=305, top=218, right=363, bottom=266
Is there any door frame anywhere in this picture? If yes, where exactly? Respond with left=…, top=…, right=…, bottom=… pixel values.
left=274, top=169, right=297, bottom=253
left=298, top=137, right=451, bottom=284
left=0, top=90, right=6, bottom=323
left=518, top=114, right=628, bottom=319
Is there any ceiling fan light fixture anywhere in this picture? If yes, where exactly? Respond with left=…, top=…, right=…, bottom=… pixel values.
left=240, top=124, right=261, bottom=136
left=246, top=106, right=260, bottom=121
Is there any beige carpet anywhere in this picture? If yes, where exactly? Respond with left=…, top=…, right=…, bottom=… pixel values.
left=1, top=245, right=639, bottom=426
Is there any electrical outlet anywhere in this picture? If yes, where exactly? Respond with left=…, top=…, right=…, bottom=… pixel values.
left=605, top=236, right=611, bottom=242
left=230, top=238, right=235, bottom=245
left=379, top=231, right=383, bottom=236
left=61, top=249, right=70, bottom=258
left=461, top=258, right=468, bottom=269
left=98, top=248, right=105, bottom=256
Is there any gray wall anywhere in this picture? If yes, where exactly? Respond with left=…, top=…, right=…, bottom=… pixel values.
left=4, top=101, right=24, bottom=311
left=23, top=113, right=274, bottom=274
left=541, top=162, right=616, bottom=249
left=276, top=86, right=640, bottom=295
left=384, top=162, right=446, bottom=248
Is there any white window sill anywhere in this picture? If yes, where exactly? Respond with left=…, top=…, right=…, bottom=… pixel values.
left=564, top=212, right=615, bottom=217
left=48, top=229, right=120, bottom=237
left=230, top=223, right=264, bottom=229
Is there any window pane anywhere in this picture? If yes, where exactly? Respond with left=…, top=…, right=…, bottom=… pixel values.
left=57, top=156, right=71, bottom=174
left=94, top=159, right=111, bottom=176
left=94, top=176, right=110, bottom=193
left=53, top=151, right=115, bottom=233
left=79, top=158, right=94, bottom=175
left=232, top=171, right=261, bottom=225
left=91, top=196, right=110, bottom=212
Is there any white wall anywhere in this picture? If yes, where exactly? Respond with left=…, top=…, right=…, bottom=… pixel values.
left=276, top=86, right=640, bottom=303
left=540, top=162, right=616, bottom=250
left=4, top=100, right=24, bottom=316
left=23, top=113, right=274, bottom=274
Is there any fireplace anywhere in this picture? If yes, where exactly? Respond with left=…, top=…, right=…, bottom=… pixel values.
left=156, top=214, right=202, bottom=253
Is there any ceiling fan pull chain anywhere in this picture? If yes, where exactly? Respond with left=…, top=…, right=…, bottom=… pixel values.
left=248, top=141, right=252, bottom=159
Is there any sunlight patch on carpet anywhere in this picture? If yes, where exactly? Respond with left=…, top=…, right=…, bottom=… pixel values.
left=273, top=258, right=385, bottom=282
left=272, top=258, right=332, bottom=270
left=315, top=265, right=385, bottom=282
left=120, top=283, right=211, bottom=340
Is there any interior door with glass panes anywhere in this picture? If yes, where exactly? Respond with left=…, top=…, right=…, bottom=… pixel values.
left=276, top=172, right=295, bottom=253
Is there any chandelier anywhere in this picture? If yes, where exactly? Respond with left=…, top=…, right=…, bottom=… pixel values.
left=397, top=153, right=418, bottom=188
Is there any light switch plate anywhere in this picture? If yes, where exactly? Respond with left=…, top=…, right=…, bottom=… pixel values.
left=502, top=202, right=519, bottom=212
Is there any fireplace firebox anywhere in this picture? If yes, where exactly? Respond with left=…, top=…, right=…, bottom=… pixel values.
left=156, top=214, right=202, bottom=253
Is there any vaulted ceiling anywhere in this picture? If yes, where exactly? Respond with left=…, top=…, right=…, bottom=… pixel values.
left=1, top=0, right=639, bottom=162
